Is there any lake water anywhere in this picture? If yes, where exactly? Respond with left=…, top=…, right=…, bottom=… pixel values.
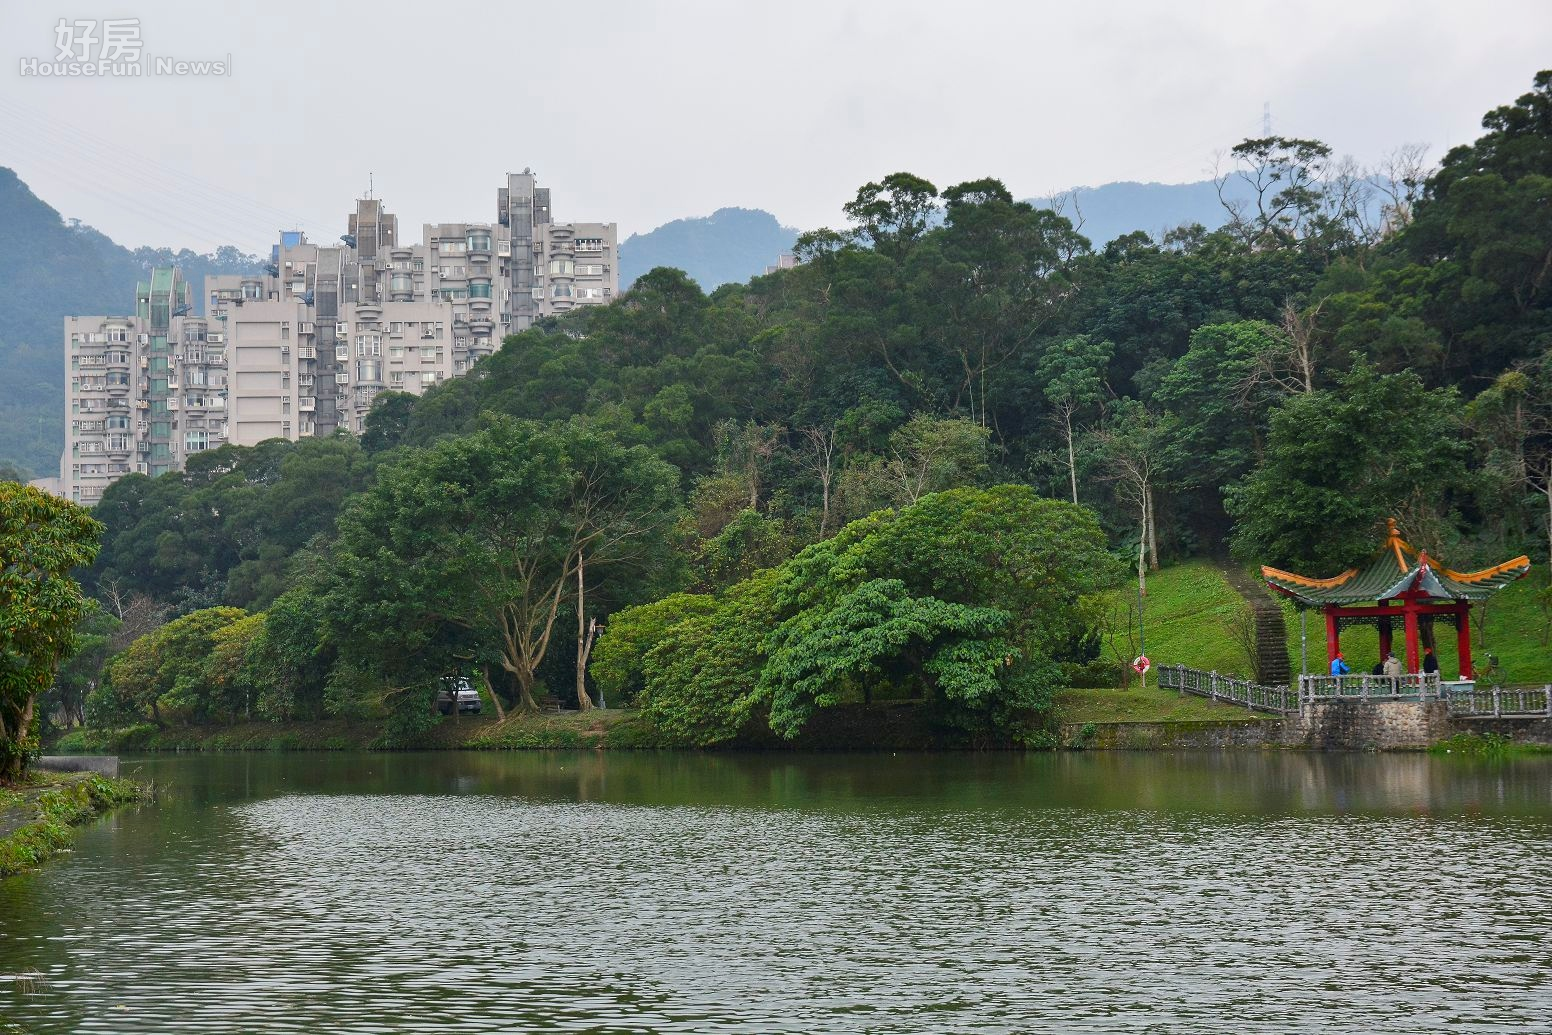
left=2, top=751, right=1551, bottom=1033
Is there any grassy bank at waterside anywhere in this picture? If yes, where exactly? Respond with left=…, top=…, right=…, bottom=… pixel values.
left=0, top=772, right=147, bottom=879
left=53, top=691, right=1276, bottom=755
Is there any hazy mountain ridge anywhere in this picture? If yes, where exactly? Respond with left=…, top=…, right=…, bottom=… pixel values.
left=619, top=207, right=799, bottom=291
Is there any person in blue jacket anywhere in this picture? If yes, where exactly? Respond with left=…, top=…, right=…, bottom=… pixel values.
left=1330, top=652, right=1351, bottom=676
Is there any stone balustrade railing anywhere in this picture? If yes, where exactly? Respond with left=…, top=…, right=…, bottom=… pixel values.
left=1159, top=665, right=1552, bottom=720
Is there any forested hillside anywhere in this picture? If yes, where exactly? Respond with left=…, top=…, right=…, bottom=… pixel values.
left=44, top=71, right=1552, bottom=749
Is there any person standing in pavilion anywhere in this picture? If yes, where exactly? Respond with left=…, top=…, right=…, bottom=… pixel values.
left=1330, top=652, right=1351, bottom=677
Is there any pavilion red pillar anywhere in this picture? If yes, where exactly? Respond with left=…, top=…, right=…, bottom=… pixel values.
left=1325, top=609, right=1339, bottom=671
left=1457, top=603, right=1473, bottom=680
left=1403, top=601, right=1421, bottom=674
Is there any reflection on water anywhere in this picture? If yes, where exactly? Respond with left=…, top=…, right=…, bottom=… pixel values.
left=2, top=751, right=1551, bottom=1033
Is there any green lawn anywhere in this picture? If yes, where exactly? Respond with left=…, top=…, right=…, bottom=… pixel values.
left=1105, top=560, right=1256, bottom=676
left=1056, top=686, right=1272, bottom=725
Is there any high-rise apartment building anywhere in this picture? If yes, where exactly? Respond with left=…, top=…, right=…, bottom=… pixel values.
left=62, top=268, right=236, bottom=505
left=58, top=170, right=619, bottom=502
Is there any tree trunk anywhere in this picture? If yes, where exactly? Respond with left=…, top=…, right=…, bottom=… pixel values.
left=1064, top=408, right=1078, bottom=505
left=507, top=664, right=540, bottom=712
left=1137, top=528, right=1147, bottom=601
left=0, top=695, right=35, bottom=781
left=574, top=557, right=593, bottom=712
left=1544, top=479, right=1552, bottom=574
left=480, top=665, right=506, bottom=721
left=1144, top=482, right=1159, bottom=571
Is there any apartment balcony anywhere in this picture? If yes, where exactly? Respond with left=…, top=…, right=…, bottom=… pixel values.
left=468, top=314, right=494, bottom=333
left=299, top=397, right=316, bottom=412
left=356, top=301, right=383, bottom=319
left=166, top=398, right=181, bottom=411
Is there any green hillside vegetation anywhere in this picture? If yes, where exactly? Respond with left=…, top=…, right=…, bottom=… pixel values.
left=7, top=71, right=1552, bottom=763
left=1104, top=561, right=1258, bottom=678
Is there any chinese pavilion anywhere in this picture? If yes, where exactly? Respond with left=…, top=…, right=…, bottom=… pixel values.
left=1261, top=519, right=1530, bottom=678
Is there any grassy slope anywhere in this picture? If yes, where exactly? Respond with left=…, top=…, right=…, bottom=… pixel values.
left=1108, top=560, right=1258, bottom=676
left=1105, top=559, right=1552, bottom=687
left=1056, top=686, right=1270, bottom=724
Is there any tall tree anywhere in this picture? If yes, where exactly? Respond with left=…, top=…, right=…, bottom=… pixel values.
left=329, top=419, right=678, bottom=715
left=1227, top=362, right=1472, bottom=570
left=1092, top=401, right=1169, bottom=571
left=1037, top=335, right=1112, bottom=504
left=0, top=484, right=102, bottom=779
left=840, top=172, right=940, bottom=259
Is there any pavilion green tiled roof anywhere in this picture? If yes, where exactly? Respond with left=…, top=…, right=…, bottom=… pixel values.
left=1262, top=519, right=1530, bottom=608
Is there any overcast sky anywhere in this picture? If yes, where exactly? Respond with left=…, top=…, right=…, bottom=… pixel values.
left=2, top=0, right=1549, bottom=253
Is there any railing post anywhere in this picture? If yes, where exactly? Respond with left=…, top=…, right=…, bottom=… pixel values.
left=1493, top=687, right=1502, bottom=718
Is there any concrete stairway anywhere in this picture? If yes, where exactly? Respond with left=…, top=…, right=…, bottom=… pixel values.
left=1219, top=561, right=1293, bottom=687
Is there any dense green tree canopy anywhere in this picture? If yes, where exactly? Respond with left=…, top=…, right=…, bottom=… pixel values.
left=0, top=483, right=101, bottom=777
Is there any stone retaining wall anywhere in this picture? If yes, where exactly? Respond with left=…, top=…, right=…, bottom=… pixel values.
left=1290, top=699, right=1454, bottom=750
left=1453, top=716, right=1552, bottom=745
left=1068, top=700, right=1462, bottom=751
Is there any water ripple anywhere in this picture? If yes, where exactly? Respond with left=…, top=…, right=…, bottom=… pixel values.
left=2, top=756, right=1551, bottom=1032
